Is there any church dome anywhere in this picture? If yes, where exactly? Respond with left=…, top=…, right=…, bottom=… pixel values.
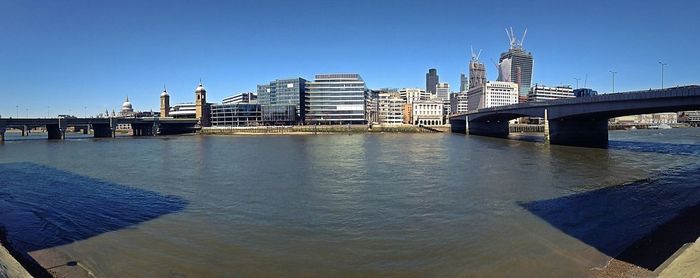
left=121, top=96, right=133, bottom=113
left=161, top=89, right=169, bottom=97
left=195, top=83, right=206, bottom=93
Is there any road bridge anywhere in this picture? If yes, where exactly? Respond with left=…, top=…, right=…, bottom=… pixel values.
left=449, top=85, right=700, bottom=147
left=0, top=117, right=198, bottom=141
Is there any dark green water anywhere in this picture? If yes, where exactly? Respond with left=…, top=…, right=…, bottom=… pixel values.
left=1, top=129, right=699, bottom=277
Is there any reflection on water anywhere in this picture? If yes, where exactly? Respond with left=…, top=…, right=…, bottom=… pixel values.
left=0, top=129, right=698, bottom=277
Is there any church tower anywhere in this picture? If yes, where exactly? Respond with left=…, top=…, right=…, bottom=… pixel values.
left=195, top=81, right=210, bottom=126
left=160, top=86, right=170, bottom=118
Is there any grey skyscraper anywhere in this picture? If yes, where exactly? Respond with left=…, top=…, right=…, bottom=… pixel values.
left=426, top=68, right=439, bottom=95
left=468, top=58, right=487, bottom=90
left=497, top=28, right=533, bottom=96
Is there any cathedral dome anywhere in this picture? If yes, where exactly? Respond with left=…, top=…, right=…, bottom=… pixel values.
left=121, top=96, right=133, bottom=113
left=195, top=83, right=206, bottom=93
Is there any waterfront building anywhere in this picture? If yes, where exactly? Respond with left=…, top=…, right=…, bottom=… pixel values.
left=469, top=55, right=487, bottom=90
left=223, top=92, right=257, bottom=105
left=170, top=103, right=196, bottom=119
left=412, top=100, right=444, bottom=126
left=257, top=78, right=307, bottom=122
left=436, top=83, right=450, bottom=100
left=460, top=74, right=469, bottom=92
left=160, top=88, right=170, bottom=118
left=466, top=81, right=518, bottom=112
left=262, top=104, right=297, bottom=125
left=426, top=68, right=439, bottom=95
left=377, top=91, right=405, bottom=125
left=679, top=111, right=700, bottom=126
left=527, top=84, right=574, bottom=102
left=210, top=103, right=262, bottom=127
left=367, top=89, right=380, bottom=124
left=450, top=92, right=468, bottom=115
left=497, top=28, right=533, bottom=97
left=195, top=82, right=210, bottom=126
left=442, top=97, right=451, bottom=122
left=399, top=88, right=430, bottom=104
left=573, top=88, right=598, bottom=97
left=306, top=74, right=368, bottom=125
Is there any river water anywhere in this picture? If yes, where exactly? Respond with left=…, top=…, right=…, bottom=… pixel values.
left=1, top=129, right=699, bottom=277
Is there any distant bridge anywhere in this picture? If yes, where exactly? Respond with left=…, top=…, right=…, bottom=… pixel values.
left=0, top=117, right=198, bottom=141
left=449, top=85, right=700, bottom=147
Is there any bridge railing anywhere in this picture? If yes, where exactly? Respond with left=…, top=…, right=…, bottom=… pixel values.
left=464, top=85, right=700, bottom=115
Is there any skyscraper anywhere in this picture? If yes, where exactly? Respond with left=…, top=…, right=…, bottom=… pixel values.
left=497, top=28, right=533, bottom=97
left=460, top=74, right=469, bottom=92
left=468, top=50, right=487, bottom=90
left=426, top=68, right=439, bottom=95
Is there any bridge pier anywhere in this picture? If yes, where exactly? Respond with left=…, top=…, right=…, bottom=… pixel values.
left=21, top=125, right=28, bottom=136
left=0, top=122, right=6, bottom=142
left=548, top=118, right=608, bottom=147
left=92, top=123, right=115, bottom=138
left=46, top=124, right=65, bottom=140
left=449, top=118, right=467, bottom=134
left=468, top=120, right=510, bottom=138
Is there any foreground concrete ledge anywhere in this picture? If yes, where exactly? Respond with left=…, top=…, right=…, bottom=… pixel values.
left=657, top=237, right=700, bottom=277
left=0, top=242, right=31, bottom=278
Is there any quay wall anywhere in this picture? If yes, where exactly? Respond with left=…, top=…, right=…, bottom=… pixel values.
left=201, top=125, right=450, bottom=135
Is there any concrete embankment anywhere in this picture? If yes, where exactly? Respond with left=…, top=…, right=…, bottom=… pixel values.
left=0, top=240, right=31, bottom=278
left=201, top=125, right=450, bottom=135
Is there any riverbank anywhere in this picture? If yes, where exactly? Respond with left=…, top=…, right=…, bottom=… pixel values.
left=201, top=124, right=450, bottom=135
left=0, top=229, right=32, bottom=278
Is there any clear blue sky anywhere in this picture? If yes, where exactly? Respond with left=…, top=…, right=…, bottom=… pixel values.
left=1, top=0, right=699, bottom=117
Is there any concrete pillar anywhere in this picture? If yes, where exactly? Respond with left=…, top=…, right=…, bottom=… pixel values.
left=92, top=124, right=113, bottom=138
left=0, top=123, right=5, bottom=142
left=467, top=119, right=510, bottom=138
left=47, top=124, right=63, bottom=140
left=22, top=125, right=28, bottom=136
left=548, top=117, right=609, bottom=147
left=449, top=117, right=467, bottom=133
left=543, top=109, right=550, bottom=143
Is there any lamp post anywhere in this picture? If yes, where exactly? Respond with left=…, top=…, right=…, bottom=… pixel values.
left=574, top=78, right=581, bottom=89
left=610, top=71, right=617, bottom=94
left=659, top=61, right=667, bottom=89
left=16, top=105, right=19, bottom=118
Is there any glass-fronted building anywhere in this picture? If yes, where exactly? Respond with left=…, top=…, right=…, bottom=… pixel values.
left=306, top=74, right=368, bottom=125
left=262, top=104, right=297, bottom=125
left=257, top=78, right=307, bottom=123
left=210, top=103, right=262, bottom=127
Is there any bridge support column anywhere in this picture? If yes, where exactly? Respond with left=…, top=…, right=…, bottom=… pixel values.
left=92, top=124, right=115, bottom=138
left=449, top=118, right=467, bottom=133
left=543, top=109, right=550, bottom=143
left=0, top=122, right=6, bottom=142
left=46, top=124, right=65, bottom=140
left=468, top=120, right=509, bottom=138
left=548, top=118, right=608, bottom=147
left=21, top=125, right=28, bottom=136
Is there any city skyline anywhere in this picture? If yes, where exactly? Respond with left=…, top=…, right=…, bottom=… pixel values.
left=2, top=0, right=700, bottom=116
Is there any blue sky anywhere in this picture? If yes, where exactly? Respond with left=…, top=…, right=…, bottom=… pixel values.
left=1, top=0, right=699, bottom=117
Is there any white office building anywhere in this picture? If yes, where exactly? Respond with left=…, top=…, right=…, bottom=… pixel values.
left=466, top=81, right=519, bottom=112
left=412, top=100, right=444, bottom=126
left=436, top=82, right=450, bottom=100
left=527, top=84, right=574, bottom=102
left=450, top=92, right=468, bottom=114
left=399, top=88, right=431, bottom=104
left=306, top=73, right=368, bottom=125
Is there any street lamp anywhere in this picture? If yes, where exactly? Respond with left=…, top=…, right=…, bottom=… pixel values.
left=610, top=71, right=618, bottom=94
left=659, top=61, right=667, bottom=89
left=16, top=105, right=19, bottom=118
left=574, top=78, right=581, bottom=89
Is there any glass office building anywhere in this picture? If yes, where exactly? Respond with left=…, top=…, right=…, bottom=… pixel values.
left=210, top=103, right=262, bottom=127
left=257, top=78, right=307, bottom=122
left=306, top=73, right=368, bottom=125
